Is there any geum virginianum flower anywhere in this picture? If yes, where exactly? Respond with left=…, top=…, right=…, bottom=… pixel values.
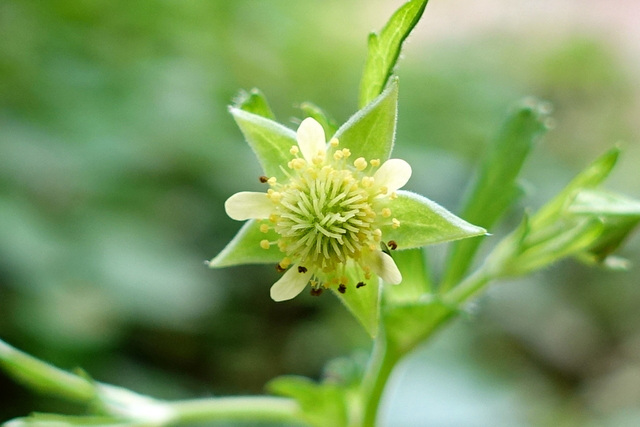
left=209, top=83, right=486, bottom=302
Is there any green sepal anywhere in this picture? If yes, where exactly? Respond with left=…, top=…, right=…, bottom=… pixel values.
left=267, top=376, right=347, bottom=427
left=334, top=77, right=398, bottom=163
left=381, top=190, right=487, bottom=250
left=442, top=98, right=550, bottom=289
left=208, top=220, right=282, bottom=268
left=383, top=248, right=432, bottom=304
left=358, top=0, right=429, bottom=108
left=228, top=107, right=297, bottom=182
left=331, top=264, right=381, bottom=338
left=2, top=414, right=124, bottom=427
left=300, top=102, right=339, bottom=139
left=232, top=88, right=276, bottom=120
left=569, top=189, right=640, bottom=266
left=383, top=299, right=456, bottom=355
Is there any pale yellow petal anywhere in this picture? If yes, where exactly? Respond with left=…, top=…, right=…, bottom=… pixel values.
left=364, top=251, right=402, bottom=285
left=270, top=265, right=313, bottom=301
left=374, top=159, right=412, bottom=193
left=224, top=192, right=272, bottom=221
left=296, top=117, right=326, bottom=163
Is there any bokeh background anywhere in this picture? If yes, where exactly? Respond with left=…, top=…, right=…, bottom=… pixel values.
left=1, top=1, right=639, bottom=425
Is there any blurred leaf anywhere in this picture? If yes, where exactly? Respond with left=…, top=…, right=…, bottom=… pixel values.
left=531, top=147, right=620, bottom=229
left=300, top=102, right=339, bottom=139
left=569, top=189, right=640, bottom=266
left=267, top=376, right=347, bottom=427
left=334, top=77, right=398, bottom=162
left=383, top=299, right=456, bottom=355
left=229, top=107, right=297, bottom=182
left=442, top=99, right=550, bottom=289
left=382, top=190, right=487, bottom=249
left=233, top=88, right=276, bottom=120
left=331, top=265, right=381, bottom=338
left=2, top=414, right=129, bottom=427
left=208, top=220, right=282, bottom=268
left=358, top=0, right=429, bottom=108
left=0, top=339, right=95, bottom=404
left=383, top=248, right=431, bottom=304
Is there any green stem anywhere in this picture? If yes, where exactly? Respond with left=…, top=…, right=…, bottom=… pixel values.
left=444, top=264, right=492, bottom=305
left=168, top=396, right=301, bottom=425
left=360, top=332, right=401, bottom=427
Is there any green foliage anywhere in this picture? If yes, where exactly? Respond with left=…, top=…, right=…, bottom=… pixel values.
left=442, top=98, right=551, bottom=288
left=228, top=108, right=297, bottom=182
left=208, top=220, right=282, bottom=267
left=233, top=88, right=276, bottom=120
left=381, top=191, right=487, bottom=249
left=331, top=269, right=381, bottom=339
left=359, top=0, right=429, bottom=108
left=334, top=78, right=399, bottom=162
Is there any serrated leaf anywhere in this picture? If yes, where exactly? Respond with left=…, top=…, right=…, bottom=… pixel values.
left=331, top=265, right=381, bottom=338
left=359, top=0, right=429, bottom=108
left=383, top=248, right=432, bottom=304
left=383, top=299, right=455, bottom=355
left=381, top=190, right=486, bottom=250
left=267, top=376, right=347, bottom=427
left=229, top=107, right=297, bottom=182
left=208, top=220, right=282, bottom=268
left=300, top=102, right=339, bottom=139
left=233, top=88, right=276, bottom=120
left=334, top=78, right=398, bottom=162
left=442, top=99, right=550, bottom=289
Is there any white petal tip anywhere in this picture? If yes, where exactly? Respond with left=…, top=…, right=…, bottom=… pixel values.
left=224, top=191, right=272, bottom=221
left=374, top=159, right=412, bottom=193
left=270, top=266, right=312, bottom=302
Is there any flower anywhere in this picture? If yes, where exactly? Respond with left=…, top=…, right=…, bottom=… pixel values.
left=224, top=117, right=412, bottom=301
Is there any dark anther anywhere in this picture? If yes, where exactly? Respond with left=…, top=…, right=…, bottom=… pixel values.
left=387, top=240, right=398, bottom=250
left=276, top=263, right=286, bottom=273
left=310, top=288, right=323, bottom=296
left=259, top=176, right=269, bottom=183
left=298, top=266, right=308, bottom=273
left=356, top=282, right=366, bottom=288
left=338, top=284, right=347, bottom=294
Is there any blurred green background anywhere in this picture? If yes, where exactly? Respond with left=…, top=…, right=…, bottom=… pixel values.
left=1, top=1, right=639, bottom=425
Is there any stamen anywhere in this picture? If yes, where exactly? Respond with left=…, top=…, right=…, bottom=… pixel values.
left=260, top=224, right=270, bottom=233
left=338, top=284, right=346, bottom=294
left=260, top=240, right=271, bottom=250
left=290, top=145, right=300, bottom=155
left=381, top=208, right=391, bottom=218
left=354, top=157, right=367, bottom=171
left=392, top=218, right=400, bottom=229
left=370, top=159, right=380, bottom=167
left=259, top=176, right=269, bottom=183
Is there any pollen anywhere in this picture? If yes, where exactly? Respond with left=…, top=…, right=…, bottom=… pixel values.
left=290, top=145, right=300, bottom=155
left=330, top=138, right=339, bottom=147
left=361, top=176, right=374, bottom=188
left=341, top=148, right=351, bottom=158
left=354, top=157, right=367, bottom=171
left=382, top=208, right=391, bottom=218
left=392, top=218, right=400, bottom=229
left=260, top=240, right=271, bottom=249
left=370, top=159, right=380, bottom=167
left=267, top=177, right=277, bottom=185
left=260, top=224, right=270, bottom=233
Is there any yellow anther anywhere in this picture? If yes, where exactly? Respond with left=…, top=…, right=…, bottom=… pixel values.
left=290, top=145, right=300, bottom=155
left=390, top=192, right=398, bottom=200
left=382, top=208, right=391, bottom=218
left=280, top=257, right=291, bottom=268
left=267, top=177, right=277, bottom=185
left=369, top=243, right=377, bottom=250
left=392, top=218, right=400, bottom=229
left=379, top=186, right=388, bottom=195
left=361, top=176, right=375, bottom=188
left=373, top=228, right=382, bottom=237
left=341, top=148, right=351, bottom=158
left=260, top=224, right=270, bottom=233
left=312, top=156, right=323, bottom=165
left=370, top=159, right=380, bottom=167
left=330, top=138, right=339, bottom=147
left=291, top=158, right=305, bottom=169
left=268, top=191, right=282, bottom=202
left=269, top=214, right=278, bottom=223
left=354, top=157, right=367, bottom=171
left=333, top=151, right=344, bottom=160
left=260, top=240, right=271, bottom=249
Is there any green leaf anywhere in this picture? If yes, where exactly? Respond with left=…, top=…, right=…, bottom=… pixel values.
left=382, top=190, right=487, bottom=250
left=358, top=0, right=429, bottom=108
left=383, top=248, right=432, bottom=304
left=0, top=339, right=95, bottom=404
left=300, top=102, right=339, bottom=139
left=2, top=414, right=127, bottom=427
left=531, top=146, right=620, bottom=229
left=334, top=78, right=398, bottom=162
left=208, top=220, right=282, bottom=268
left=442, top=99, right=550, bottom=289
left=331, top=265, right=381, bottom=338
left=569, top=189, right=640, bottom=265
left=233, top=88, right=276, bottom=120
left=383, top=299, right=455, bottom=355
left=229, top=107, right=297, bottom=182
left=267, top=376, right=347, bottom=427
